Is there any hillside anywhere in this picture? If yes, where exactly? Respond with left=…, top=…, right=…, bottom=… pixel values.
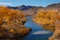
left=7, top=5, right=43, bottom=16
left=46, top=3, right=60, bottom=8
left=0, top=6, right=32, bottom=40
left=7, top=3, right=60, bottom=16
left=33, top=9, right=60, bottom=40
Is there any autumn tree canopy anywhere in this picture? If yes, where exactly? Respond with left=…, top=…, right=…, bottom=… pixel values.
left=33, top=9, right=60, bottom=40
left=33, top=9, right=60, bottom=31
left=0, top=6, right=32, bottom=39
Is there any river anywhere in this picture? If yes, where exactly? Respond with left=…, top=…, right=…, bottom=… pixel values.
left=24, top=16, right=53, bottom=40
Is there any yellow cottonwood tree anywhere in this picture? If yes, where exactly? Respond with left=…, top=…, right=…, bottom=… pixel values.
left=33, top=10, right=59, bottom=31
left=33, top=9, right=60, bottom=40
left=0, top=6, right=31, bottom=39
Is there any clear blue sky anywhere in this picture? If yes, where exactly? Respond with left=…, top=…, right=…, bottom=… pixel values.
left=0, top=0, right=60, bottom=7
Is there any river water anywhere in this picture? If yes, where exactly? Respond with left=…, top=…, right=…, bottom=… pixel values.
left=24, top=16, right=53, bottom=40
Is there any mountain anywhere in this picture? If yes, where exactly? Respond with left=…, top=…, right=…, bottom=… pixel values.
left=46, top=3, right=60, bottom=8
left=17, top=5, right=33, bottom=10
left=22, top=6, right=43, bottom=16
left=7, top=3, right=60, bottom=16
left=7, top=5, right=43, bottom=11
left=7, top=5, right=43, bottom=16
left=7, top=5, right=32, bottom=10
left=7, top=3, right=60, bottom=11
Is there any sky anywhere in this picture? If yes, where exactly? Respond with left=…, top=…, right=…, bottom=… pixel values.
left=0, top=0, right=60, bottom=7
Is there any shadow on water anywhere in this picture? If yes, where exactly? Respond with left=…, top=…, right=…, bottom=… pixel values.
left=24, top=16, right=53, bottom=40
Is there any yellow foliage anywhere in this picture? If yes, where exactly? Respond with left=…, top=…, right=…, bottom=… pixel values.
left=0, top=6, right=32, bottom=40
left=33, top=10, right=59, bottom=31
left=0, top=6, right=32, bottom=38
left=33, top=9, right=60, bottom=40
left=9, top=29, right=14, bottom=33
